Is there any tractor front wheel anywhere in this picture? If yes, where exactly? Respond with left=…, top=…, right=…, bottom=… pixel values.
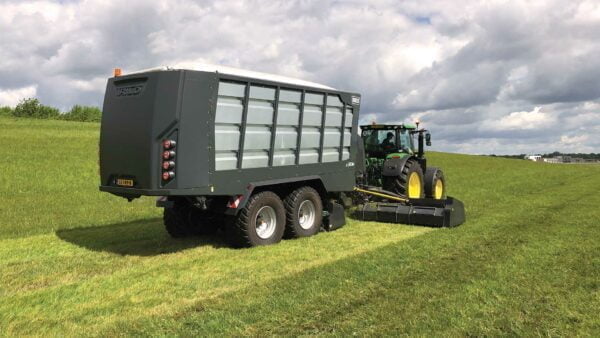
left=424, top=167, right=446, bottom=200
left=383, top=159, right=425, bottom=199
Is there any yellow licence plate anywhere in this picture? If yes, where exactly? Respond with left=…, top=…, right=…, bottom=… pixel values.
left=116, top=179, right=134, bottom=187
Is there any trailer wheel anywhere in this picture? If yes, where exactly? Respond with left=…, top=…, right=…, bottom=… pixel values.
left=164, top=200, right=220, bottom=238
left=163, top=202, right=194, bottom=238
left=227, top=191, right=286, bottom=247
left=283, top=186, right=323, bottom=238
left=383, top=159, right=424, bottom=199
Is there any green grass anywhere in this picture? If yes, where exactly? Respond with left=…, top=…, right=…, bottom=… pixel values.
left=0, top=116, right=599, bottom=336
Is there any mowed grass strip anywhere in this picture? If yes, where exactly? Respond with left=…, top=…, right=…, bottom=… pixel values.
left=0, top=117, right=599, bottom=335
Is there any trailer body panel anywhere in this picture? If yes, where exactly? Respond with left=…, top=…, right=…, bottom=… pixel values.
left=99, top=69, right=361, bottom=198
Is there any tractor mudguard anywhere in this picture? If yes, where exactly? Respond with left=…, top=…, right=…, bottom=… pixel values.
left=381, top=156, right=411, bottom=177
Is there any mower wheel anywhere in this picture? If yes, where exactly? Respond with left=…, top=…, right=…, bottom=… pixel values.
left=283, top=186, right=323, bottom=238
left=383, top=159, right=425, bottom=198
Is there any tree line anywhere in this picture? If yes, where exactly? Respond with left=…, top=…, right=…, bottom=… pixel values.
left=0, top=98, right=101, bottom=122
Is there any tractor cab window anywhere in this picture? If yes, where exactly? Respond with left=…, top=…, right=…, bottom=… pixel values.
left=362, top=128, right=399, bottom=157
left=398, top=129, right=415, bottom=154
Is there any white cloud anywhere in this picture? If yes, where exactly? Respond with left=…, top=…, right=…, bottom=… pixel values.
left=0, top=0, right=598, bottom=153
left=493, top=106, right=555, bottom=130
left=0, top=85, right=37, bottom=106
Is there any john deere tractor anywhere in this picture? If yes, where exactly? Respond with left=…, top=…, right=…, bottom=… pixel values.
left=352, top=122, right=463, bottom=227
left=358, top=123, right=446, bottom=200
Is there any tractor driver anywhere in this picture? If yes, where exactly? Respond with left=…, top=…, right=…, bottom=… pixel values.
left=380, top=132, right=395, bottom=150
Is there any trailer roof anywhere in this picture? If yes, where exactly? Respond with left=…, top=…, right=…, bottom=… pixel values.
left=126, top=64, right=336, bottom=90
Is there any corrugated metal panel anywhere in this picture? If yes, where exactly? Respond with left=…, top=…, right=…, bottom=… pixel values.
left=249, top=86, right=276, bottom=101
left=342, top=148, right=350, bottom=160
left=345, top=107, right=353, bottom=128
left=273, top=150, right=296, bottom=166
left=343, top=128, right=352, bottom=147
left=305, top=93, right=324, bottom=105
left=215, top=97, right=243, bottom=124
left=244, top=126, right=271, bottom=150
left=275, top=126, right=297, bottom=149
left=327, top=95, right=344, bottom=107
left=303, top=105, right=322, bottom=126
left=279, top=89, right=301, bottom=103
left=215, top=125, right=240, bottom=151
left=325, top=106, right=342, bottom=126
left=299, top=149, right=319, bottom=164
left=218, top=82, right=246, bottom=97
left=323, top=128, right=341, bottom=147
left=247, top=99, right=274, bottom=125
left=242, top=151, right=269, bottom=168
left=322, top=148, right=340, bottom=162
left=215, top=151, right=238, bottom=171
left=277, top=102, right=300, bottom=126
left=215, top=81, right=246, bottom=171
left=301, top=127, right=320, bottom=148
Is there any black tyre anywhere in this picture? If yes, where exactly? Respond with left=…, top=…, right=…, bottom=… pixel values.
left=283, top=186, right=323, bottom=239
left=163, top=200, right=221, bottom=238
left=424, top=167, right=446, bottom=200
left=383, top=159, right=425, bottom=198
left=227, top=191, right=286, bottom=247
left=163, top=202, right=194, bottom=238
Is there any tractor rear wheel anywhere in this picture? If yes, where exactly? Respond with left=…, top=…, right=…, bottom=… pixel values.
left=226, top=191, right=286, bottom=247
left=383, top=159, right=425, bottom=199
left=283, top=186, right=323, bottom=238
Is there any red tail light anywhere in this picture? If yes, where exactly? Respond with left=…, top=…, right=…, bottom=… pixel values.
left=162, top=150, right=175, bottom=159
left=162, top=161, right=175, bottom=170
left=163, top=139, right=176, bottom=149
left=162, top=171, right=175, bottom=180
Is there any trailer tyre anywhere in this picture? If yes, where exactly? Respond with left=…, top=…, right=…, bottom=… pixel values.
left=383, top=159, right=425, bottom=199
left=283, top=186, right=323, bottom=238
left=164, top=201, right=220, bottom=238
left=227, top=191, right=286, bottom=247
left=163, top=203, right=194, bottom=238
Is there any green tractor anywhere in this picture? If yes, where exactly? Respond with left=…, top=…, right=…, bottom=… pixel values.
left=354, top=123, right=463, bottom=227
left=358, top=123, right=445, bottom=200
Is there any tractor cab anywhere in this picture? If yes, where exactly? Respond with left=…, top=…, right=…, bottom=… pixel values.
left=360, top=124, right=427, bottom=159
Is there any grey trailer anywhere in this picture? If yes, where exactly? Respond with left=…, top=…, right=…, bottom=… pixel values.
left=99, top=65, right=361, bottom=247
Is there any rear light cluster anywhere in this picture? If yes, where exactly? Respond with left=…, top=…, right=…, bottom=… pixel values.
left=162, top=139, right=176, bottom=182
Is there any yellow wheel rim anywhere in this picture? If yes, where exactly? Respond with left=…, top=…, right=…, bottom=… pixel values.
left=407, top=172, right=421, bottom=198
left=434, top=179, right=444, bottom=199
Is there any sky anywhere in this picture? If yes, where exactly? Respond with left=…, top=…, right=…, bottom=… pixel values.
left=0, top=0, right=599, bottom=154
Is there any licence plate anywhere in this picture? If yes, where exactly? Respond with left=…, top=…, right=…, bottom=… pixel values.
left=116, top=178, right=134, bottom=187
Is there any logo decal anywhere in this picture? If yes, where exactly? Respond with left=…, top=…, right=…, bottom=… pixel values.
left=116, top=85, right=144, bottom=97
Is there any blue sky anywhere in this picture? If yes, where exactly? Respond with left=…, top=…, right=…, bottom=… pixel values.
left=0, top=0, right=598, bottom=154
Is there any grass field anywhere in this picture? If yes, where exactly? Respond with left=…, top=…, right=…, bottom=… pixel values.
left=1, top=116, right=599, bottom=336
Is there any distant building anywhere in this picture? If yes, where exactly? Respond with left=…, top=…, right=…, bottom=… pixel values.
left=525, top=155, right=542, bottom=162
left=525, top=155, right=542, bottom=161
left=544, top=157, right=561, bottom=163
